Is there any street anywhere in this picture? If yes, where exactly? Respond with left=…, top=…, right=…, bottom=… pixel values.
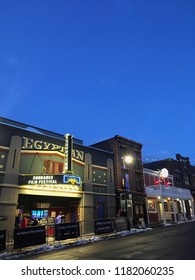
left=20, top=221, right=195, bottom=260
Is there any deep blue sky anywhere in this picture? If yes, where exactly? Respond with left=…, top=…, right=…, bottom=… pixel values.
left=1, top=0, right=195, bottom=163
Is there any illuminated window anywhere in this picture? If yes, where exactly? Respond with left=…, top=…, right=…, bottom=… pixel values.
left=170, top=203, right=174, bottom=212
left=164, top=202, right=169, bottom=212
left=148, top=200, right=156, bottom=212
left=44, top=160, right=63, bottom=174
left=135, top=204, right=144, bottom=215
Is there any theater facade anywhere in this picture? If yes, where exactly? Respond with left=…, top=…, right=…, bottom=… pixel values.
left=0, top=118, right=116, bottom=239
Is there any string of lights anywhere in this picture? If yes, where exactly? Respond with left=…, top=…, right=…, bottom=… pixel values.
left=142, top=156, right=195, bottom=163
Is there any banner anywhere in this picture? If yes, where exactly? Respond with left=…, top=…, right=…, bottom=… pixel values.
left=114, top=217, right=128, bottom=232
left=55, top=222, right=80, bottom=241
left=94, top=219, right=114, bottom=234
left=14, top=226, right=46, bottom=249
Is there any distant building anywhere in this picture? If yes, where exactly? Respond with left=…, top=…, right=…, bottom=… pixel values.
left=144, top=154, right=195, bottom=222
left=143, top=167, right=194, bottom=225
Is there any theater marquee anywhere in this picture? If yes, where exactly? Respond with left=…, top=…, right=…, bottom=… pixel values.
left=19, top=174, right=82, bottom=190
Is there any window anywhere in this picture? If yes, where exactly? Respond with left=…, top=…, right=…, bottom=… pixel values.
left=135, top=171, right=143, bottom=191
left=135, top=205, right=139, bottom=215
left=148, top=200, right=156, bottom=212
left=121, top=169, right=129, bottom=191
left=144, top=173, right=159, bottom=186
left=135, top=204, right=144, bottom=215
left=144, top=173, right=149, bottom=187
left=175, top=170, right=181, bottom=184
left=43, top=160, right=64, bottom=174
left=192, top=175, right=195, bottom=188
left=170, top=203, right=174, bottom=212
left=164, top=202, right=168, bottom=212
left=183, top=169, right=190, bottom=186
left=134, top=151, right=141, bottom=168
left=109, top=168, right=113, bottom=183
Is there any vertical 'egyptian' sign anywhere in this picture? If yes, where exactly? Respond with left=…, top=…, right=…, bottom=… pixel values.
left=63, top=133, right=73, bottom=174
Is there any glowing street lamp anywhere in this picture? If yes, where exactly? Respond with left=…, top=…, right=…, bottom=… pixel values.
left=158, top=168, right=169, bottom=225
left=160, top=168, right=169, bottom=179
left=121, top=155, right=134, bottom=230
left=124, top=155, right=133, bottom=164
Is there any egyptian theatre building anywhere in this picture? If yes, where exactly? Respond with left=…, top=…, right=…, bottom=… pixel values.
left=0, top=118, right=116, bottom=238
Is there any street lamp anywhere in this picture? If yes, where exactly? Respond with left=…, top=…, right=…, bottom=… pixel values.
left=160, top=168, right=169, bottom=179
left=158, top=168, right=169, bottom=225
left=124, top=155, right=133, bottom=165
left=121, top=155, right=133, bottom=230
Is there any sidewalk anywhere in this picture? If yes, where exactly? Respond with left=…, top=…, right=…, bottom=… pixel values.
left=1, top=219, right=194, bottom=260
left=0, top=226, right=152, bottom=260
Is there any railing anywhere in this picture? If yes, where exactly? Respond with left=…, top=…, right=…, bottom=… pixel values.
left=146, top=185, right=192, bottom=200
left=0, top=217, right=131, bottom=254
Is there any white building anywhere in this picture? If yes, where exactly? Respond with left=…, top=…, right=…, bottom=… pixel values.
left=144, top=168, right=194, bottom=225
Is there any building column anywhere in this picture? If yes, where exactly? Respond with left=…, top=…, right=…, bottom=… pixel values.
left=161, top=197, right=166, bottom=225
left=181, top=200, right=187, bottom=221
left=83, top=153, right=94, bottom=234
left=191, top=199, right=195, bottom=217
left=146, top=198, right=150, bottom=224
left=172, top=198, right=177, bottom=223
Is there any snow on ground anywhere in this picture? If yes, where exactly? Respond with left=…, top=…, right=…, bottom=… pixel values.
left=0, top=227, right=152, bottom=260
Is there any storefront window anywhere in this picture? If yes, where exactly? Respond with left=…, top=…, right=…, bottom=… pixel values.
left=148, top=200, right=156, bottom=212
left=170, top=203, right=174, bottom=212
left=135, top=205, right=139, bottom=215
left=164, top=202, right=169, bottom=212
left=135, top=204, right=144, bottom=215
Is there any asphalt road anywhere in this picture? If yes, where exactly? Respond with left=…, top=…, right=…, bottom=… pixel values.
left=24, top=221, right=195, bottom=260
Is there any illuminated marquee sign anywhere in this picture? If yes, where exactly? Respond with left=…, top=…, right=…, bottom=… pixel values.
left=20, top=174, right=82, bottom=188
left=63, top=175, right=81, bottom=185
left=27, top=175, right=58, bottom=185
left=64, top=133, right=72, bottom=172
left=21, top=136, right=85, bottom=162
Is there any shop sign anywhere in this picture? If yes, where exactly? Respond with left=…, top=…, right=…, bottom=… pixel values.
left=94, top=219, right=114, bottom=234
left=55, top=222, right=80, bottom=240
left=114, top=217, right=128, bottom=232
left=0, top=216, right=7, bottom=221
left=0, top=230, right=6, bottom=252
left=14, top=226, right=46, bottom=249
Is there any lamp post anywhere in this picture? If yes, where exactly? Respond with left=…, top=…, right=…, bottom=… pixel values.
left=121, top=155, right=133, bottom=230
left=158, top=168, right=169, bottom=225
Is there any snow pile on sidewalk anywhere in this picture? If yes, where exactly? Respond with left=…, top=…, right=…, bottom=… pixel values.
left=0, top=227, right=152, bottom=260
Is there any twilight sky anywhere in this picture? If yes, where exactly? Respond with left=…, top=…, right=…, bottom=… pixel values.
left=0, top=0, right=195, bottom=163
